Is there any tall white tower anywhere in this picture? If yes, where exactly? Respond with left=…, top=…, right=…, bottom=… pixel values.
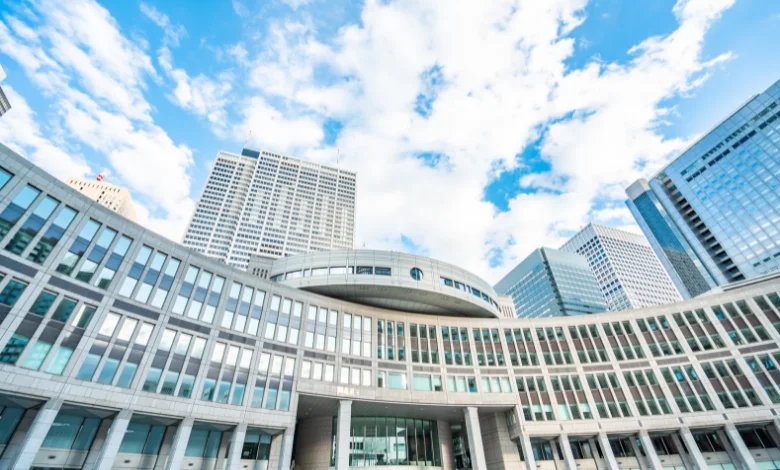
left=183, top=148, right=356, bottom=270
left=560, top=223, right=682, bottom=311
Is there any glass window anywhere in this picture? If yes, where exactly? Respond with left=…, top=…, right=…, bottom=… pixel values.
left=5, top=195, right=59, bottom=255
left=0, top=279, right=28, bottom=306
left=56, top=219, right=100, bottom=275
left=0, top=185, right=41, bottom=241
left=98, top=313, right=121, bottom=337
left=27, top=206, right=77, bottom=264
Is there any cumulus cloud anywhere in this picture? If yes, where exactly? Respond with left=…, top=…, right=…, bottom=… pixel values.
left=0, top=85, right=92, bottom=178
left=0, top=0, right=738, bottom=282
left=227, top=0, right=734, bottom=281
left=0, top=0, right=195, bottom=240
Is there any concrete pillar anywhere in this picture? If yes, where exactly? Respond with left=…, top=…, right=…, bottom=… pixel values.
left=225, top=423, right=247, bottom=470
left=558, top=434, right=577, bottom=470
left=638, top=430, right=662, bottom=470
left=518, top=431, right=536, bottom=470
left=437, top=420, right=454, bottom=470
left=153, top=426, right=177, bottom=470
left=679, top=428, right=708, bottom=470
left=81, top=418, right=112, bottom=469
left=333, top=400, right=352, bottom=470
left=7, top=398, right=62, bottom=470
left=630, top=437, right=649, bottom=470
left=724, top=423, right=757, bottom=470
left=597, top=432, right=619, bottom=470
left=463, top=407, right=487, bottom=470
left=164, top=417, right=194, bottom=470
left=93, top=409, right=133, bottom=470
left=277, top=424, right=295, bottom=470
left=669, top=432, right=693, bottom=470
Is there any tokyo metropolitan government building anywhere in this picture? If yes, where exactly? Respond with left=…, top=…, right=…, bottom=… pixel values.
left=0, top=144, right=780, bottom=470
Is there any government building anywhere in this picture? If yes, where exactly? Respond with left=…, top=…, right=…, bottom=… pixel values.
left=0, top=143, right=780, bottom=469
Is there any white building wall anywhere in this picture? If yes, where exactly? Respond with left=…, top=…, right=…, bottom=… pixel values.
left=561, top=223, right=682, bottom=311
left=183, top=150, right=356, bottom=270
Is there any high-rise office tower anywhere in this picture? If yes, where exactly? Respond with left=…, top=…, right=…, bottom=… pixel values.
left=183, top=148, right=356, bottom=270
left=495, top=247, right=607, bottom=318
left=627, top=78, right=780, bottom=288
left=560, top=224, right=682, bottom=311
left=0, top=65, right=11, bottom=116
left=67, top=177, right=138, bottom=222
left=626, top=179, right=714, bottom=298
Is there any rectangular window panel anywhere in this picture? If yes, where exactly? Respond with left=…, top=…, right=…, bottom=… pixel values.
left=27, top=206, right=77, bottom=264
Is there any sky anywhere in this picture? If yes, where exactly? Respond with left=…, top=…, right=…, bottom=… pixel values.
left=0, top=0, right=778, bottom=283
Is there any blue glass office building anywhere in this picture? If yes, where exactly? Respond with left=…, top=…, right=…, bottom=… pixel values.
left=494, top=248, right=607, bottom=318
left=628, top=79, right=780, bottom=291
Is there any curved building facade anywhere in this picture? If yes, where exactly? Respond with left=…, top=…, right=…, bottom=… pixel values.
left=267, top=250, right=502, bottom=318
left=0, top=144, right=779, bottom=470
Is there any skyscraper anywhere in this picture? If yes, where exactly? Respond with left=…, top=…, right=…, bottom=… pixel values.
left=627, top=78, right=780, bottom=287
left=495, top=247, right=607, bottom=318
left=626, top=179, right=714, bottom=298
left=67, top=177, right=138, bottom=222
left=0, top=64, right=11, bottom=116
left=560, top=224, right=682, bottom=311
left=183, top=148, right=356, bottom=270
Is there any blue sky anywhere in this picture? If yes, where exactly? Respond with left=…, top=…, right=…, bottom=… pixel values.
left=0, top=0, right=778, bottom=281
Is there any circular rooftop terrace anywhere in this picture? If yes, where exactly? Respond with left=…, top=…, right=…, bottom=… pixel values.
left=267, top=249, right=501, bottom=318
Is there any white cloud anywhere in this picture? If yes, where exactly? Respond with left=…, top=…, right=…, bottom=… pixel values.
left=157, top=47, right=232, bottom=126
left=233, top=0, right=735, bottom=282
left=0, top=0, right=195, bottom=241
left=140, top=2, right=186, bottom=47
left=0, top=0, right=739, bottom=283
left=0, top=85, right=92, bottom=179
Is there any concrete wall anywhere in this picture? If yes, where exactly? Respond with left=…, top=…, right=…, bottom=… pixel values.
left=479, top=412, right=522, bottom=470
left=294, top=416, right=333, bottom=470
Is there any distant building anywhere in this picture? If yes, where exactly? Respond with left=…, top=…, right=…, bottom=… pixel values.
left=560, top=224, right=682, bottom=311
left=627, top=78, right=780, bottom=288
left=183, top=148, right=356, bottom=270
left=0, top=64, right=11, bottom=116
left=494, top=247, right=607, bottom=318
left=67, top=177, right=138, bottom=222
left=626, top=179, right=715, bottom=298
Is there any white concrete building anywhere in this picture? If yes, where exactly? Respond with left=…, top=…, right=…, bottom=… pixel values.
left=183, top=148, right=356, bottom=270
left=561, top=223, right=682, bottom=311
left=2, top=145, right=780, bottom=470
left=67, top=177, right=138, bottom=222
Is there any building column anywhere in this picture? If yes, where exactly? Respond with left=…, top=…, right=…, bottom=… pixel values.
left=724, top=423, right=756, bottom=470
left=92, top=409, right=133, bottom=470
left=277, top=423, right=295, bottom=470
left=558, top=434, right=577, bottom=470
left=679, top=428, right=708, bottom=470
left=163, top=417, right=194, bottom=470
left=437, top=420, right=454, bottom=470
left=463, top=407, right=487, bottom=470
left=333, top=400, right=352, bottom=470
left=7, top=398, right=62, bottom=470
left=518, top=431, right=536, bottom=470
left=597, top=432, right=619, bottom=470
left=638, top=430, right=663, bottom=470
left=224, top=423, right=247, bottom=470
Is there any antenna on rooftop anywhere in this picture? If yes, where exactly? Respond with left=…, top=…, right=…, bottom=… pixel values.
left=243, top=129, right=253, bottom=149
left=337, top=147, right=340, bottom=167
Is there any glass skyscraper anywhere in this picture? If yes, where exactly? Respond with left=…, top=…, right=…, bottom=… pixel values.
left=494, top=247, right=607, bottom=318
left=627, top=79, right=780, bottom=288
